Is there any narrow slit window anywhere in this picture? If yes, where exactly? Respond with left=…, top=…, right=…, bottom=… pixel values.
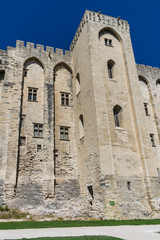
left=87, top=185, right=94, bottom=199
left=24, top=69, right=28, bottom=77
left=127, top=181, right=131, bottom=190
left=109, top=39, right=112, bottom=46
left=144, top=103, right=149, bottom=116
left=37, top=144, right=42, bottom=152
left=0, top=70, right=5, bottom=80
left=150, top=134, right=156, bottom=147
left=76, top=73, right=81, bottom=95
left=113, top=105, right=122, bottom=127
left=107, top=60, right=115, bottom=79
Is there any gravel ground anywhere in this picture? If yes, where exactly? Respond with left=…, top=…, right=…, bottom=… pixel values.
left=0, top=225, right=160, bottom=240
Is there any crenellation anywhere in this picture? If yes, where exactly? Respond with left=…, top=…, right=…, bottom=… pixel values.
left=36, top=44, right=44, bottom=52
left=16, top=40, right=25, bottom=48
left=46, top=46, right=54, bottom=53
left=26, top=42, right=35, bottom=49
left=55, top=48, right=64, bottom=54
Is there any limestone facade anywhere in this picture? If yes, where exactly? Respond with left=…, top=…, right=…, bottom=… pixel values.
left=0, top=10, right=160, bottom=219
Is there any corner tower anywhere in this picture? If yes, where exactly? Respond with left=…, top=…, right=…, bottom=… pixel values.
left=71, top=10, right=160, bottom=219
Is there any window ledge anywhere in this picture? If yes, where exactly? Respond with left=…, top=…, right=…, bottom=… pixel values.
left=61, top=104, right=70, bottom=107
left=59, top=139, right=70, bottom=141
left=33, top=136, right=43, bottom=139
left=105, top=45, right=114, bottom=48
left=109, top=79, right=118, bottom=82
left=115, top=127, right=126, bottom=131
left=28, top=100, right=38, bottom=102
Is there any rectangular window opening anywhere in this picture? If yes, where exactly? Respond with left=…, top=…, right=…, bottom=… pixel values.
left=61, top=92, right=70, bottom=106
left=34, top=124, right=43, bottom=138
left=60, top=126, right=69, bottom=140
left=28, top=88, right=37, bottom=101
left=37, top=144, right=42, bottom=152
left=105, top=38, right=112, bottom=47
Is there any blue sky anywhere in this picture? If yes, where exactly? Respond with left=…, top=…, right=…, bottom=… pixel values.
left=1, top=0, right=160, bottom=68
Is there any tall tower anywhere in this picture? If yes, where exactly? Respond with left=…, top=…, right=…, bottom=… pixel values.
left=71, top=10, right=160, bottom=219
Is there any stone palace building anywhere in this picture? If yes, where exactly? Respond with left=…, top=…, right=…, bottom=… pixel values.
left=0, top=10, right=160, bottom=219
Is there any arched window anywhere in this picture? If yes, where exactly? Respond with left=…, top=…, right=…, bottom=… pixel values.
left=113, top=105, right=122, bottom=127
left=107, top=60, right=115, bottom=79
left=76, top=73, right=81, bottom=95
left=79, top=114, right=84, bottom=139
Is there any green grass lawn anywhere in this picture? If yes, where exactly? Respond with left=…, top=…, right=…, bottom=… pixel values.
left=10, top=237, right=124, bottom=240
left=0, top=219, right=160, bottom=230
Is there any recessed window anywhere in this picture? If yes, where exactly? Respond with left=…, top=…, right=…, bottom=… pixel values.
left=144, top=103, right=149, bottom=116
left=60, top=126, right=69, bottom=140
left=127, top=181, right=131, bottom=190
left=0, top=70, right=5, bottom=80
left=37, top=144, right=42, bottom=152
left=24, top=69, right=28, bottom=77
left=87, top=185, right=94, bottom=199
left=150, top=134, right=156, bottom=147
left=113, top=105, right=122, bottom=127
left=61, top=92, right=69, bottom=106
left=76, top=73, right=81, bottom=95
left=105, top=38, right=112, bottom=47
left=107, top=60, right=115, bottom=79
left=28, top=88, right=37, bottom=101
left=20, top=137, right=26, bottom=146
left=79, top=114, right=84, bottom=139
left=34, top=124, right=43, bottom=138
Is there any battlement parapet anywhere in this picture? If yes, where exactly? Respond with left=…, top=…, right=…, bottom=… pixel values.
left=70, top=10, right=130, bottom=51
left=15, top=40, right=71, bottom=57
left=0, top=49, right=7, bottom=57
left=137, top=64, right=160, bottom=76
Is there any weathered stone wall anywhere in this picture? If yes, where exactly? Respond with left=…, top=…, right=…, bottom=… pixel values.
left=0, top=10, right=160, bottom=219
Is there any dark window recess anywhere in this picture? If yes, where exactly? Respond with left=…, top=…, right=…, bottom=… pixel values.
left=60, top=126, right=69, bottom=140
left=109, top=39, right=112, bottom=46
left=0, top=70, right=5, bottom=80
left=107, top=61, right=115, bottom=79
left=127, top=181, right=131, bottom=190
left=61, top=93, right=69, bottom=106
left=113, top=105, right=122, bottom=127
left=144, top=103, right=149, bottom=116
left=37, top=144, right=42, bottom=152
left=28, top=88, right=37, bottom=101
left=34, top=124, right=43, bottom=137
left=24, top=69, right=28, bottom=77
left=87, top=185, right=94, bottom=199
left=150, top=134, right=156, bottom=147
left=105, top=38, right=112, bottom=46
left=20, top=137, right=26, bottom=146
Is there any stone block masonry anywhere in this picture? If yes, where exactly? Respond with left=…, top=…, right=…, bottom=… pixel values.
left=0, top=10, right=160, bottom=220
